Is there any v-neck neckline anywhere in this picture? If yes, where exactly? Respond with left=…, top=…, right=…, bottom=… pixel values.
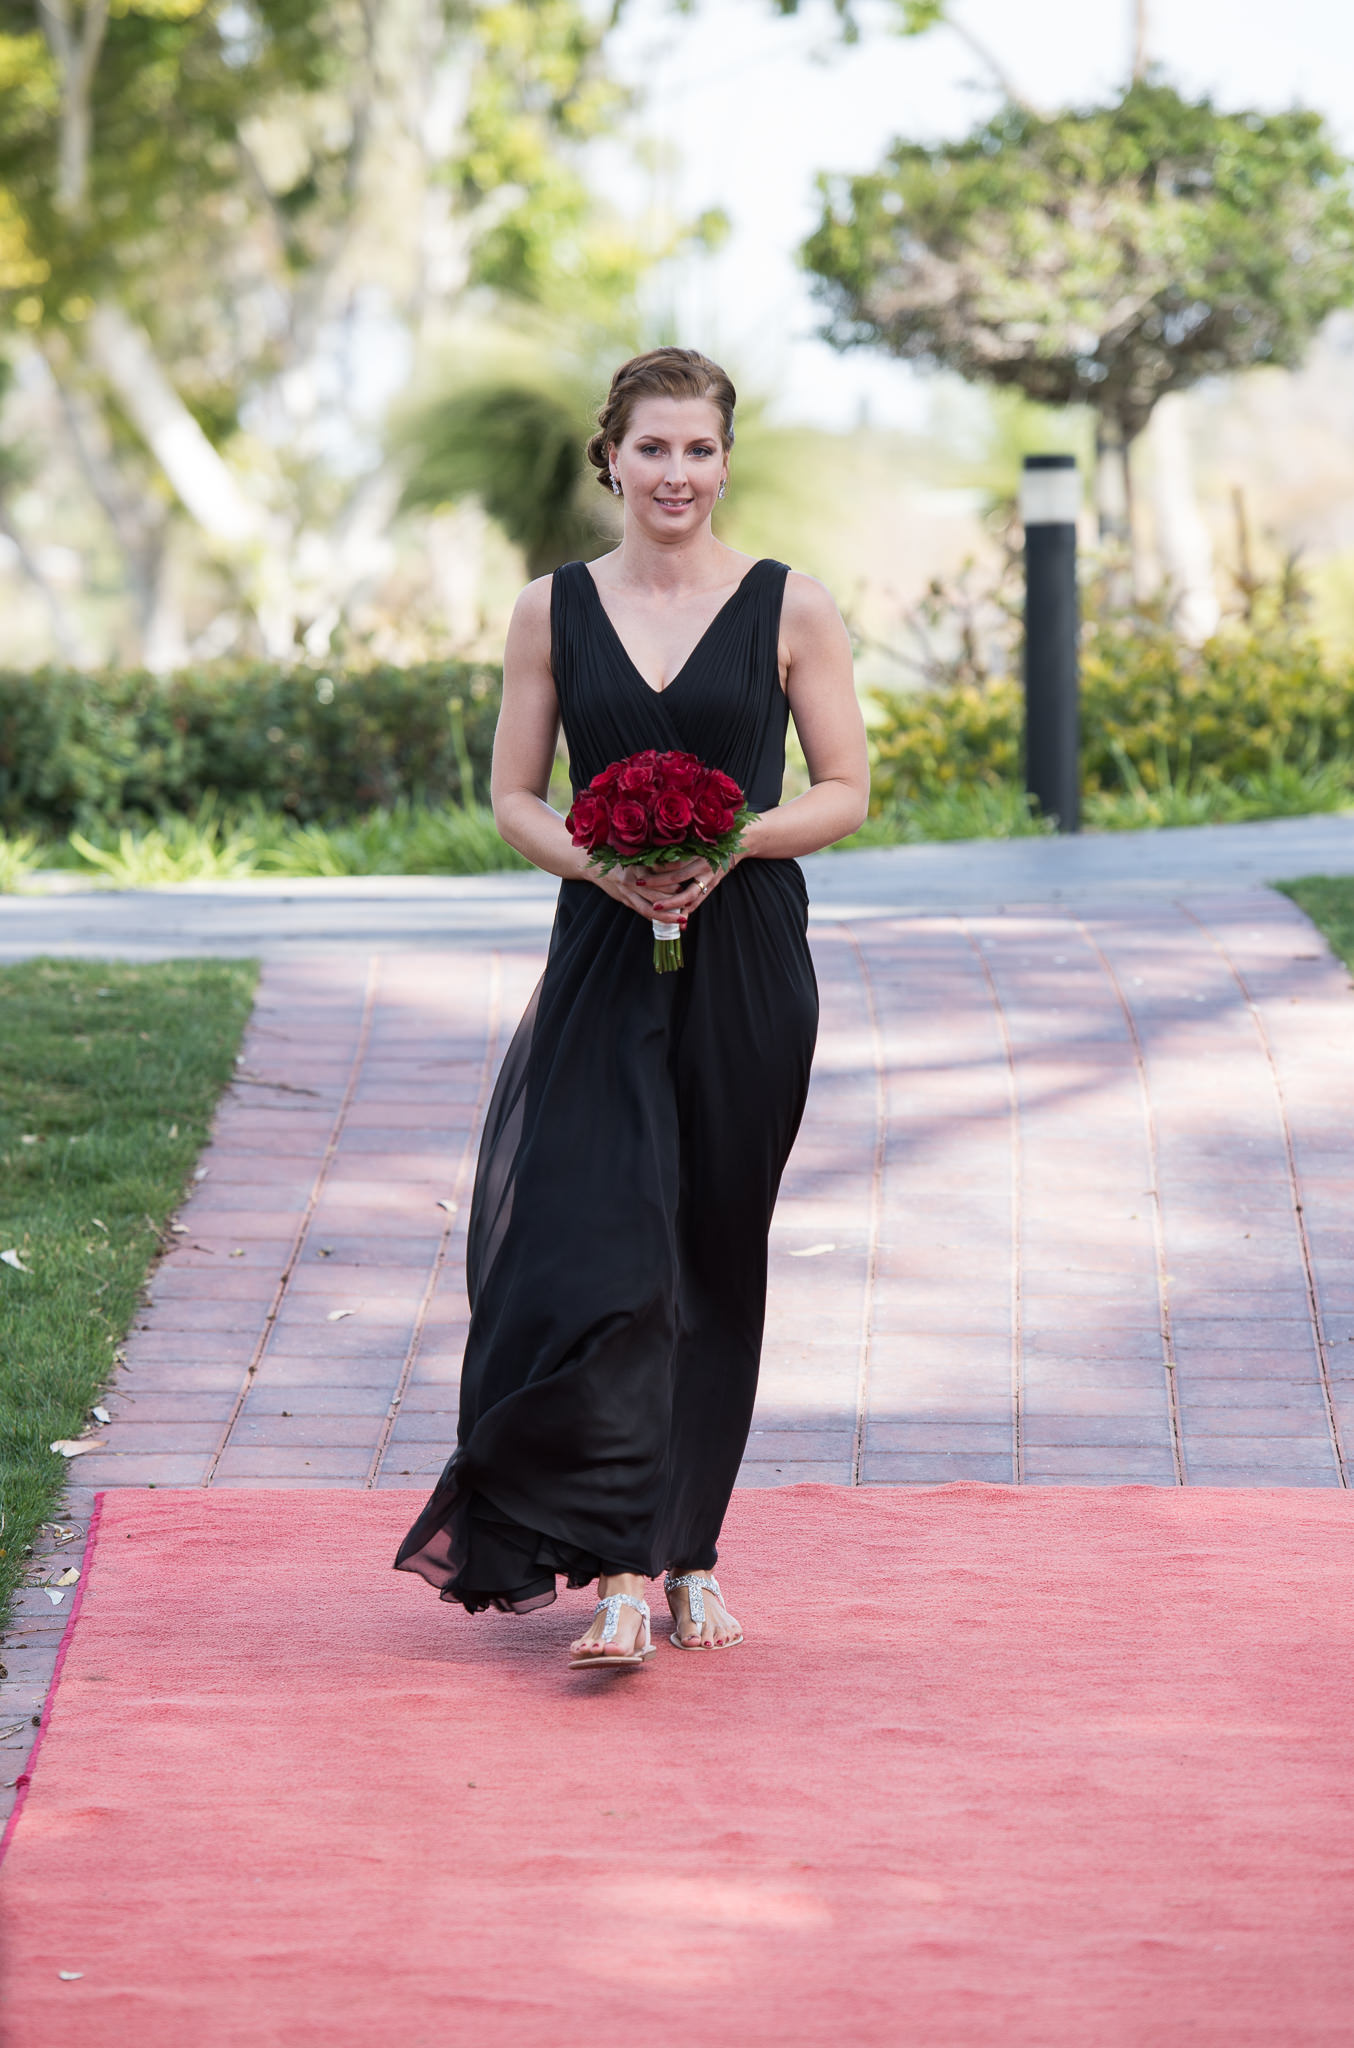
left=581, top=559, right=764, bottom=697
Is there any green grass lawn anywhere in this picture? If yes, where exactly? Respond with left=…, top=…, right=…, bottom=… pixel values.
left=0, top=959, right=256, bottom=1626
left=1276, top=877, right=1354, bottom=971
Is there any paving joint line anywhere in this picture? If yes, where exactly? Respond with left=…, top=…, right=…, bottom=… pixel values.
left=1180, top=900, right=1349, bottom=1488
left=956, top=919, right=1024, bottom=1485
left=365, top=954, right=504, bottom=1488
left=1070, top=913, right=1186, bottom=1486
left=842, top=924, right=886, bottom=1488
left=200, top=954, right=382, bottom=1487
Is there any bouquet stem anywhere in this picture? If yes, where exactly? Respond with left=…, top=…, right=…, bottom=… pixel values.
left=652, top=918, right=684, bottom=973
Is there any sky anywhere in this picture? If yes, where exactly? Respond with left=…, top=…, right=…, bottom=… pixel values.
left=598, top=0, right=1354, bottom=429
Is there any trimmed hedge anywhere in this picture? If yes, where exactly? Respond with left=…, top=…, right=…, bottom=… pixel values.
left=0, top=661, right=503, bottom=831
left=868, top=620, right=1354, bottom=810
left=8, top=620, right=1354, bottom=837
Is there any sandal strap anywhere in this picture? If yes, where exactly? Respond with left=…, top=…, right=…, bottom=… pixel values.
left=592, top=1592, right=649, bottom=1645
left=663, top=1572, right=721, bottom=1627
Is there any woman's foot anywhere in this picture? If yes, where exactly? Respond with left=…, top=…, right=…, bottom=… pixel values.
left=664, top=1571, right=743, bottom=1650
left=569, top=1573, right=651, bottom=1665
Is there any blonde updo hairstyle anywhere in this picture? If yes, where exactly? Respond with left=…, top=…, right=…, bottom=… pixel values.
left=585, top=347, right=736, bottom=491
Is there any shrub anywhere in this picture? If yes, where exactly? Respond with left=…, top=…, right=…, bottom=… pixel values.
left=0, top=660, right=503, bottom=832
left=868, top=616, right=1354, bottom=813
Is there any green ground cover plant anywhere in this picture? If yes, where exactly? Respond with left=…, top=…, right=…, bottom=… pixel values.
left=22, top=801, right=531, bottom=886
left=1277, top=878, right=1354, bottom=972
left=0, top=959, right=257, bottom=1630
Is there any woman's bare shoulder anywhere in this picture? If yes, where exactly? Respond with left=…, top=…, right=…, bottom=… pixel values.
left=511, top=572, right=557, bottom=627
left=504, top=573, right=557, bottom=656
left=780, top=568, right=846, bottom=635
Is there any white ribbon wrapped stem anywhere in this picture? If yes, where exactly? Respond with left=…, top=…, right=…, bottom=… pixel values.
left=653, top=920, right=682, bottom=943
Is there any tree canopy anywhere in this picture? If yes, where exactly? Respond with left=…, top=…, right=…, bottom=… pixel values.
left=0, top=0, right=651, bottom=660
left=802, top=81, right=1354, bottom=456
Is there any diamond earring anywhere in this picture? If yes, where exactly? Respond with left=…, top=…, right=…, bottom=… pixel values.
left=717, top=479, right=727, bottom=499
left=610, top=474, right=621, bottom=496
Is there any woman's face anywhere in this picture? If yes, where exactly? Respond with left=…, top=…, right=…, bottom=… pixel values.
left=610, top=396, right=728, bottom=540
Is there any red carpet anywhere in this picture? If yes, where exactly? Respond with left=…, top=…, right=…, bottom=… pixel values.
left=4, top=1484, right=1354, bottom=2046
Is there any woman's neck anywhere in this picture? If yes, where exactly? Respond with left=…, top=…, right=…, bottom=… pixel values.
left=608, top=524, right=739, bottom=596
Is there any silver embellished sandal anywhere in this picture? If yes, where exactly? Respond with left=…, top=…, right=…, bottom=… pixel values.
left=568, top=1592, right=656, bottom=1671
left=664, top=1572, right=744, bottom=1651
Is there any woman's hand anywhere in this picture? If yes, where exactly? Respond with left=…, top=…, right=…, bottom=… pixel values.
left=602, top=855, right=722, bottom=927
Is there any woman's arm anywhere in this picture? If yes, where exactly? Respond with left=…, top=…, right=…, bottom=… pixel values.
left=488, top=578, right=590, bottom=881
left=740, top=569, right=870, bottom=860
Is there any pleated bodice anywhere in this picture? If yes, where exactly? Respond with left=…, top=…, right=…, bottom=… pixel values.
left=550, top=557, right=793, bottom=811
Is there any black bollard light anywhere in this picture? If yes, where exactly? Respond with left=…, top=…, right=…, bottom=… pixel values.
left=1020, top=453, right=1081, bottom=833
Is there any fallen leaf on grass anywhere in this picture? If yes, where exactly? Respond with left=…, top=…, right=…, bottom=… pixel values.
left=91, top=1218, right=108, bottom=1233
left=54, top=1567, right=80, bottom=1586
left=789, top=1244, right=836, bottom=1258
left=1, top=1249, right=31, bottom=1273
left=50, top=1439, right=105, bottom=1459
left=91, top=1406, right=110, bottom=1424
left=20, top=1134, right=37, bottom=1146
left=327, top=1309, right=354, bottom=1322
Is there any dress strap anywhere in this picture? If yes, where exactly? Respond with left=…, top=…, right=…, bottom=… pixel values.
left=548, top=560, right=589, bottom=693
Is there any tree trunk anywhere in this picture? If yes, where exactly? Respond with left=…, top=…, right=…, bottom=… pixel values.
left=84, top=304, right=298, bottom=655
left=1094, top=412, right=1131, bottom=544
left=142, top=527, right=189, bottom=674
left=0, top=494, right=83, bottom=663
left=1149, top=392, right=1219, bottom=643
left=36, top=0, right=112, bottom=215
left=1132, top=0, right=1149, bottom=80
left=86, top=305, right=262, bottom=547
left=38, top=340, right=164, bottom=661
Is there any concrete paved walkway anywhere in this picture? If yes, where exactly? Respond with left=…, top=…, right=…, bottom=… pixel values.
left=5, top=841, right=1354, bottom=1823
left=5, top=809, right=1354, bottom=960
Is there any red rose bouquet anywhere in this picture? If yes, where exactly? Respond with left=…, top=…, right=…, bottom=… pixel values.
left=566, top=749, right=755, bottom=971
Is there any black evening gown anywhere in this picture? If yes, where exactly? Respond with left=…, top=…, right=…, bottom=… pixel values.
left=394, top=558, right=819, bottom=1612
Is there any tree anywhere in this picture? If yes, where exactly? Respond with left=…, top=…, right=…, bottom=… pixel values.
left=400, top=374, right=614, bottom=578
left=800, top=80, right=1354, bottom=544
left=0, top=1, right=651, bottom=661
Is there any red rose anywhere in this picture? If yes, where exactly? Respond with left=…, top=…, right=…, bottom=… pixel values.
left=617, top=750, right=660, bottom=794
left=566, top=792, right=610, bottom=851
left=607, top=799, right=651, bottom=853
left=703, top=768, right=742, bottom=807
left=693, top=790, right=738, bottom=842
left=658, top=752, right=702, bottom=793
left=651, top=790, right=694, bottom=843
left=589, top=761, right=623, bottom=796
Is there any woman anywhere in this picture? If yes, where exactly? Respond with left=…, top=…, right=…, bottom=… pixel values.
left=395, top=348, right=869, bottom=1668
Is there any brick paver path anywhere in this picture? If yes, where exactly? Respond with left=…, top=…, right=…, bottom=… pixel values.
left=6, top=884, right=1353, bottom=1814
